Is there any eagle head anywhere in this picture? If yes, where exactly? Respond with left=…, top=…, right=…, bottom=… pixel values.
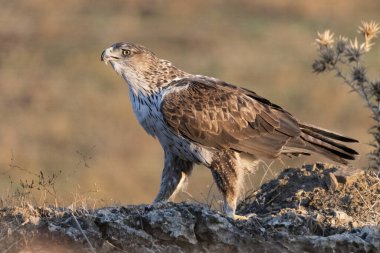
left=101, top=42, right=188, bottom=93
left=101, top=42, right=158, bottom=68
left=101, top=42, right=165, bottom=93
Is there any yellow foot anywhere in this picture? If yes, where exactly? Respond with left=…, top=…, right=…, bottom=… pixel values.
left=233, top=214, right=249, bottom=220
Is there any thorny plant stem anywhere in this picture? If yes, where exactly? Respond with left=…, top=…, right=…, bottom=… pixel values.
left=333, top=65, right=377, bottom=115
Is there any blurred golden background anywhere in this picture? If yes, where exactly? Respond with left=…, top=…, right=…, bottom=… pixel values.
left=0, top=0, right=379, bottom=206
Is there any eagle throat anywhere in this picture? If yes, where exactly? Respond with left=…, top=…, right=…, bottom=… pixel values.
left=112, top=58, right=189, bottom=97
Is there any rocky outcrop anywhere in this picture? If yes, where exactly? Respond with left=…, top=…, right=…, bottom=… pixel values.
left=0, top=164, right=379, bottom=253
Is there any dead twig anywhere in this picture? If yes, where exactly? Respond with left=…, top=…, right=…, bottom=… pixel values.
left=71, top=213, right=96, bottom=253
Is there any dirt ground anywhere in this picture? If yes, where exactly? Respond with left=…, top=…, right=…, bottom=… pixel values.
left=0, top=163, right=379, bottom=252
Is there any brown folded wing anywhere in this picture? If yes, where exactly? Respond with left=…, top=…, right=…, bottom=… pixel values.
left=161, top=77, right=301, bottom=159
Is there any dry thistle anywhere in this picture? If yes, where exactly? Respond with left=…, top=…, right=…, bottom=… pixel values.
left=346, top=38, right=366, bottom=62
left=336, top=36, right=348, bottom=54
left=371, top=81, right=380, bottom=101
left=358, top=21, right=380, bottom=52
left=315, top=30, right=335, bottom=48
left=358, top=21, right=380, bottom=40
left=312, top=21, right=380, bottom=170
left=312, top=60, right=326, bottom=73
left=352, top=66, right=367, bottom=83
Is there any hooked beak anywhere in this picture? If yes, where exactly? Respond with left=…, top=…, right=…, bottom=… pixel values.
left=101, top=47, right=120, bottom=65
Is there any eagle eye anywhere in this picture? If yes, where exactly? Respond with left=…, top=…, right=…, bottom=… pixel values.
left=122, top=49, right=131, bottom=56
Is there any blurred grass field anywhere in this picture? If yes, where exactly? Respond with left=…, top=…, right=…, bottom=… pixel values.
left=0, top=0, right=379, bottom=206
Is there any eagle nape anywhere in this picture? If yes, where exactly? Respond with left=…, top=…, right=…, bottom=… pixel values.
left=101, top=42, right=359, bottom=219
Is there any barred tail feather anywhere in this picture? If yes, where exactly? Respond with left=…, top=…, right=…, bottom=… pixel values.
left=284, top=124, right=359, bottom=164
left=300, top=123, right=359, bottom=143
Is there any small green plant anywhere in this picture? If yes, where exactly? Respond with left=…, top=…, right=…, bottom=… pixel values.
left=312, top=21, right=380, bottom=170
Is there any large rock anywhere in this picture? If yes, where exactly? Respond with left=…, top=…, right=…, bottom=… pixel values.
left=0, top=164, right=379, bottom=252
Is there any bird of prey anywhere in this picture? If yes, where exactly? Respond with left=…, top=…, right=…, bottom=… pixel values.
left=101, top=42, right=358, bottom=219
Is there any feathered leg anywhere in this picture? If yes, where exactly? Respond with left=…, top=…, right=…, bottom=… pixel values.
left=209, top=151, right=245, bottom=219
left=153, top=150, right=193, bottom=203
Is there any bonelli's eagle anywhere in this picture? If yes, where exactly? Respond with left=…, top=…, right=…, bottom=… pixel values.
left=101, top=42, right=358, bottom=219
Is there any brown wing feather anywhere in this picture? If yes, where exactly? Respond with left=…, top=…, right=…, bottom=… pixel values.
left=161, top=77, right=301, bottom=159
